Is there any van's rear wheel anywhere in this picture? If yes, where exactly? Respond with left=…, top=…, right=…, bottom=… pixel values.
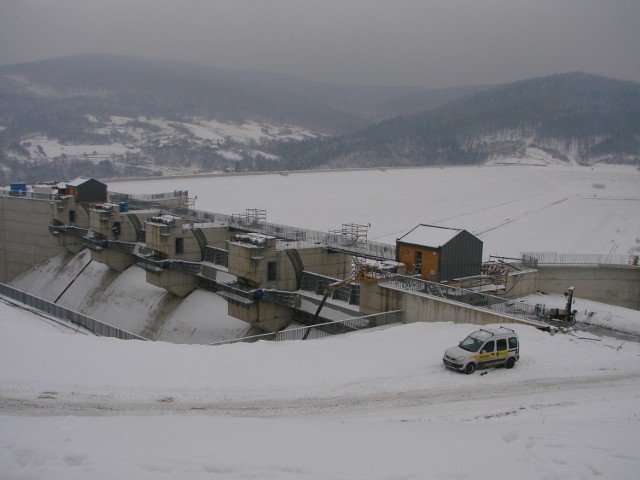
left=505, top=357, right=516, bottom=369
left=464, top=363, right=476, bottom=374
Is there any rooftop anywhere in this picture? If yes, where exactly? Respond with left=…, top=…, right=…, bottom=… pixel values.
left=397, top=224, right=463, bottom=248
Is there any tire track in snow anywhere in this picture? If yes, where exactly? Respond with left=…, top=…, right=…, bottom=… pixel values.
left=2, top=371, right=638, bottom=418
left=371, top=193, right=569, bottom=242
left=474, top=197, right=572, bottom=236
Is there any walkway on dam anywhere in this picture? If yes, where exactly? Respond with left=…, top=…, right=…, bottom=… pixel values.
left=119, top=198, right=397, bottom=262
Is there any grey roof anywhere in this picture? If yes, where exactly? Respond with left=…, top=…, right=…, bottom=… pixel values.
left=66, top=177, right=91, bottom=187
left=397, top=224, right=463, bottom=248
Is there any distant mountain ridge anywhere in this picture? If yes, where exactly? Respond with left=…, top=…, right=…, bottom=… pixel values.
left=0, top=54, right=487, bottom=182
left=0, top=55, right=638, bottom=183
left=275, top=72, right=640, bottom=169
left=0, top=54, right=482, bottom=132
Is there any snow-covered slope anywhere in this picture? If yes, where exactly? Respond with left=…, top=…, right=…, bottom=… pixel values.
left=10, top=250, right=250, bottom=344
left=1, top=299, right=639, bottom=479
left=2, top=163, right=640, bottom=479
left=15, top=116, right=319, bottom=177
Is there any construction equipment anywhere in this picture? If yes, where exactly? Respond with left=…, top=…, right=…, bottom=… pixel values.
left=302, top=265, right=377, bottom=339
left=535, top=286, right=577, bottom=326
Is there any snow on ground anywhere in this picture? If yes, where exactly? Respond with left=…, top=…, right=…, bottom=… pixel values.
left=486, top=147, right=562, bottom=166
left=2, top=164, right=640, bottom=478
left=16, top=117, right=318, bottom=172
left=186, top=119, right=317, bottom=144
left=109, top=164, right=640, bottom=259
left=1, top=297, right=640, bottom=479
left=21, top=135, right=134, bottom=160
left=521, top=292, right=640, bottom=336
left=9, top=250, right=250, bottom=344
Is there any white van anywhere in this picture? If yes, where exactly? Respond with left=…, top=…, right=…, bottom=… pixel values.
left=443, top=327, right=519, bottom=374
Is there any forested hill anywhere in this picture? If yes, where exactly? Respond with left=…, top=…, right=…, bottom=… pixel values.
left=276, top=73, right=640, bottom=169
left=0, top=54, right=484, bottom=135
left=0, top=56, right=637, bottom=182
left=0, top=54, right=488, bottom=182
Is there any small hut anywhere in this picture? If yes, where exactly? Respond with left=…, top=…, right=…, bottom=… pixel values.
left=396, top=224, right=483, bottom=282
left=61, top=178, right=107, bottom=204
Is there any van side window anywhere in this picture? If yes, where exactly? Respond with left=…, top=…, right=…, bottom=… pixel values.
left=497, top=338, right=507, bottom=351
left=508, top=337, right=518, bottom=349
left=483, top=341, right=495, bottom=353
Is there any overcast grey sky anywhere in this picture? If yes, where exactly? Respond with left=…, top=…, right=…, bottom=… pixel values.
left=1, top=0, right=639, bottom=88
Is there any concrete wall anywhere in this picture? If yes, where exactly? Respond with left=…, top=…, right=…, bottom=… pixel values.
left=228, top=299, right=294, bottom=332
left=536, top=265, right=640, bottom=310
left=145, top=269, right=199, bottom=297
left=227, top=236, right=277, bottom=288
left=89, top=206, right=157, bottom=243
left=299, top=248, right=351, bottom=280
left=360, top=281, right=521, bottom=326
left=272, top=248, right=352, bottom=291
left=502, top=270, right=539, bottom=299
left=51, top=196, right=89, bottom=254
left=88, top=207, right=161, bottom=272
left=201, top=225, right=232, bottom=249
left=0, top=195, right=69, bottom=283
left=146, top=216, right=202, bottom=262
left=91, top=249, right=135, bottom=273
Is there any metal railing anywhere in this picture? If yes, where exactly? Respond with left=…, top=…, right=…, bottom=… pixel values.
left=118, top=200, right=397, bottom=262
left=522, top=252, right=639, bottom=268
left=210, top=310, right=403, bottom=346
left=109, top=190, right=189, bottom=202
left=0, top=283, right=146, bottom=340
left=300, top=271, right=360, bottom=305
left=379, top=275, right=548, bottom=326
left=0, top=189, right=57, bottom=201
left=204, top=246, right=229, bottom=266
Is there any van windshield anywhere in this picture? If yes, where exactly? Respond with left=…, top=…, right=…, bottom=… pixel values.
left=459, top=335, right=484, bottom=352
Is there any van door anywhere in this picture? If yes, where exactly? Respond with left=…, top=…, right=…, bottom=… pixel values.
left=475, top=340, right=496, bottom=366
left=496, top=338, right=508, bottom=361
left=508, top=336, right=519, bottom=359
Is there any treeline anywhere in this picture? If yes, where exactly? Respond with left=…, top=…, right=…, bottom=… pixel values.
left=272, top=72, right=640, bottom=169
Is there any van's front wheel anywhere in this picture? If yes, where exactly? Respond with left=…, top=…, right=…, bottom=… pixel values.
left=464, top=363, right=476, bottom=374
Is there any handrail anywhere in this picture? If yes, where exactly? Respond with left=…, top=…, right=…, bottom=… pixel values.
left=118, top=200, right=397, bottom=261
left=522, top=252, right=639, bottom=267
left=210, top=310, right=403, bottom=345
left=0, top=283, right=146, bottom=341
left=379, top=274, right=548, bottom=327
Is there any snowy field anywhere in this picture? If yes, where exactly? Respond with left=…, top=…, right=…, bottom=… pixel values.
left=17, top=117, right=317, bottom=175
left=2, top=162, right=640, bottom=479
left=109, top=162, right=640, bottom=259
left=1, top=298, right=640, bottom=479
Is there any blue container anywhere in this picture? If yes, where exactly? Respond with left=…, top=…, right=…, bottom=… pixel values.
left=10, top=183, right=27, bottom=192
left=119, top=202, right=129, bottom=212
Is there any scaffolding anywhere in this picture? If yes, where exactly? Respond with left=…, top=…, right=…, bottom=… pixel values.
left=330, top=223, right=369, bottom=247
left=232, top=208, right=267, bottom=226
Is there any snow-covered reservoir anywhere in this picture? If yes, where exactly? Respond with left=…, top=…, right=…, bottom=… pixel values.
left=110, top=163, right=640, bottom=259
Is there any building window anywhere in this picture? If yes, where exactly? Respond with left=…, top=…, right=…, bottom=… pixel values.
left=175, top=237, right=184, bottom=254
left=69, top=210, right=76, bottom=224
left=267, top=261, right=277, bottom=281
left=414, top=251, right=422, bottom=271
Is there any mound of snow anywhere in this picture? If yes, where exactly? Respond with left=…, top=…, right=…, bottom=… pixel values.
left=1, top=299, right=640, bottom=479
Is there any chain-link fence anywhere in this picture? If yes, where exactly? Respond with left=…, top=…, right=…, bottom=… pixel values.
left=522, top=252, right=638, bottom=268
left=210, top=310, right=403, bottom=346
left=0, top=283, right=146, bottom=340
